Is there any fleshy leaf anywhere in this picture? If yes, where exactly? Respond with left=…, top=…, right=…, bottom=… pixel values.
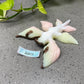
left=0, top=0, right=14, bottom=10
left=16, top=26, right=43, bottom=39
left=63, top=26, right=76, bottom=32
left=56, top=19, right=62, bottom=26
left=42, top=39, right=60, bottom=68
left=37, top=0, right=47, bottom=14
left=40, top=21, right=53, bottom=31
left=56, top=32, right=78, bottom=44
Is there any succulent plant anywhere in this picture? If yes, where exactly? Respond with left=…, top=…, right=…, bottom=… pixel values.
left=16, top=19, right=78, bottom=69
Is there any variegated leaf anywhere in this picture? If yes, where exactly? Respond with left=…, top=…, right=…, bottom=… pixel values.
left=16, top=26, right=43, bottom=39
left=56, top=32, right=78, bottom=44
left=42, top=39, right=60, bottom=68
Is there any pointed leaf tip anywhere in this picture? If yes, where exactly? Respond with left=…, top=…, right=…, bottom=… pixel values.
left=42, top=40, right=60, bottom=68
left=56, top=32, right=78, bottom=45
left=56, top=19, right=63, bottom=26
left=64, top=26, right=77, bottom=32
left=37, top=0, right=47, bottom=14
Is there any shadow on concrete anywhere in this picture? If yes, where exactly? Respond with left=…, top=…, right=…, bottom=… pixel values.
left=45, top=0, right=75, bottom=8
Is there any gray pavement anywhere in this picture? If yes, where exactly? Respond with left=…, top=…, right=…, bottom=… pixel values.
left=0, top=0, right=84, bottom=84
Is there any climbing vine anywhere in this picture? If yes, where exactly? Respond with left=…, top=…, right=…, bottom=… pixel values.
left=0, top=0, right=49, bottom=21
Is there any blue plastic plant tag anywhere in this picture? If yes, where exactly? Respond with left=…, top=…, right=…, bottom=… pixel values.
left=17, top=46, right=40, bottom=57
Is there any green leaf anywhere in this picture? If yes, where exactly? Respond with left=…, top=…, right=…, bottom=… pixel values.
left=0, top=1, right=9, bottom=10
left=0, top=9, right=3, bottom=16
left=37, top=0, right=47, bottom=14
left=0, top=9, right=6, bottom=17
left=32, top=4, right=37, bottom=9
left=56, top=32, right=78, bottom=44
left=7, top=0, right=14, bottom=9
left=0, top=10, right=6, bottom=21
left=0, top=0, right=14, bottom=10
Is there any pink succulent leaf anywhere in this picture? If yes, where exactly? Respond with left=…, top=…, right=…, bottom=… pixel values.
left=40, top=21, right=53, bottom=31
left=56, top=19, right=63, bottom=26
left=63, top=26, right=76, bottom=32
left=42, top=39, right=60, bottom=68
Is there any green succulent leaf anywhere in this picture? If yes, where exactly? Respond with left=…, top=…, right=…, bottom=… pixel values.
left=37, top=0, right=47, bottom=14
left=0, top=0, right=14, bottom=10
left=56, top=32, right=78, bottom=44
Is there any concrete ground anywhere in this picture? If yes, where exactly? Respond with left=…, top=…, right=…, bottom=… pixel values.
left=0, top=0, right=84, bottom=84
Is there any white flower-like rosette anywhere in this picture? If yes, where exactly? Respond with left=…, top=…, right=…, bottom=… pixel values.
left=16, top=19, right=78, bottom=69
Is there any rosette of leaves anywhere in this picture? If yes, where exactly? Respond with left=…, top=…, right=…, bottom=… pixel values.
left=16, top=19, right=78, bottom=68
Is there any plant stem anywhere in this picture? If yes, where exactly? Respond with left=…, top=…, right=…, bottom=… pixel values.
left=0, top=11, right=22, bottom=20
left=6, top=12, right=21, bottom=20
left=0, top=0, right=49, bottom=21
